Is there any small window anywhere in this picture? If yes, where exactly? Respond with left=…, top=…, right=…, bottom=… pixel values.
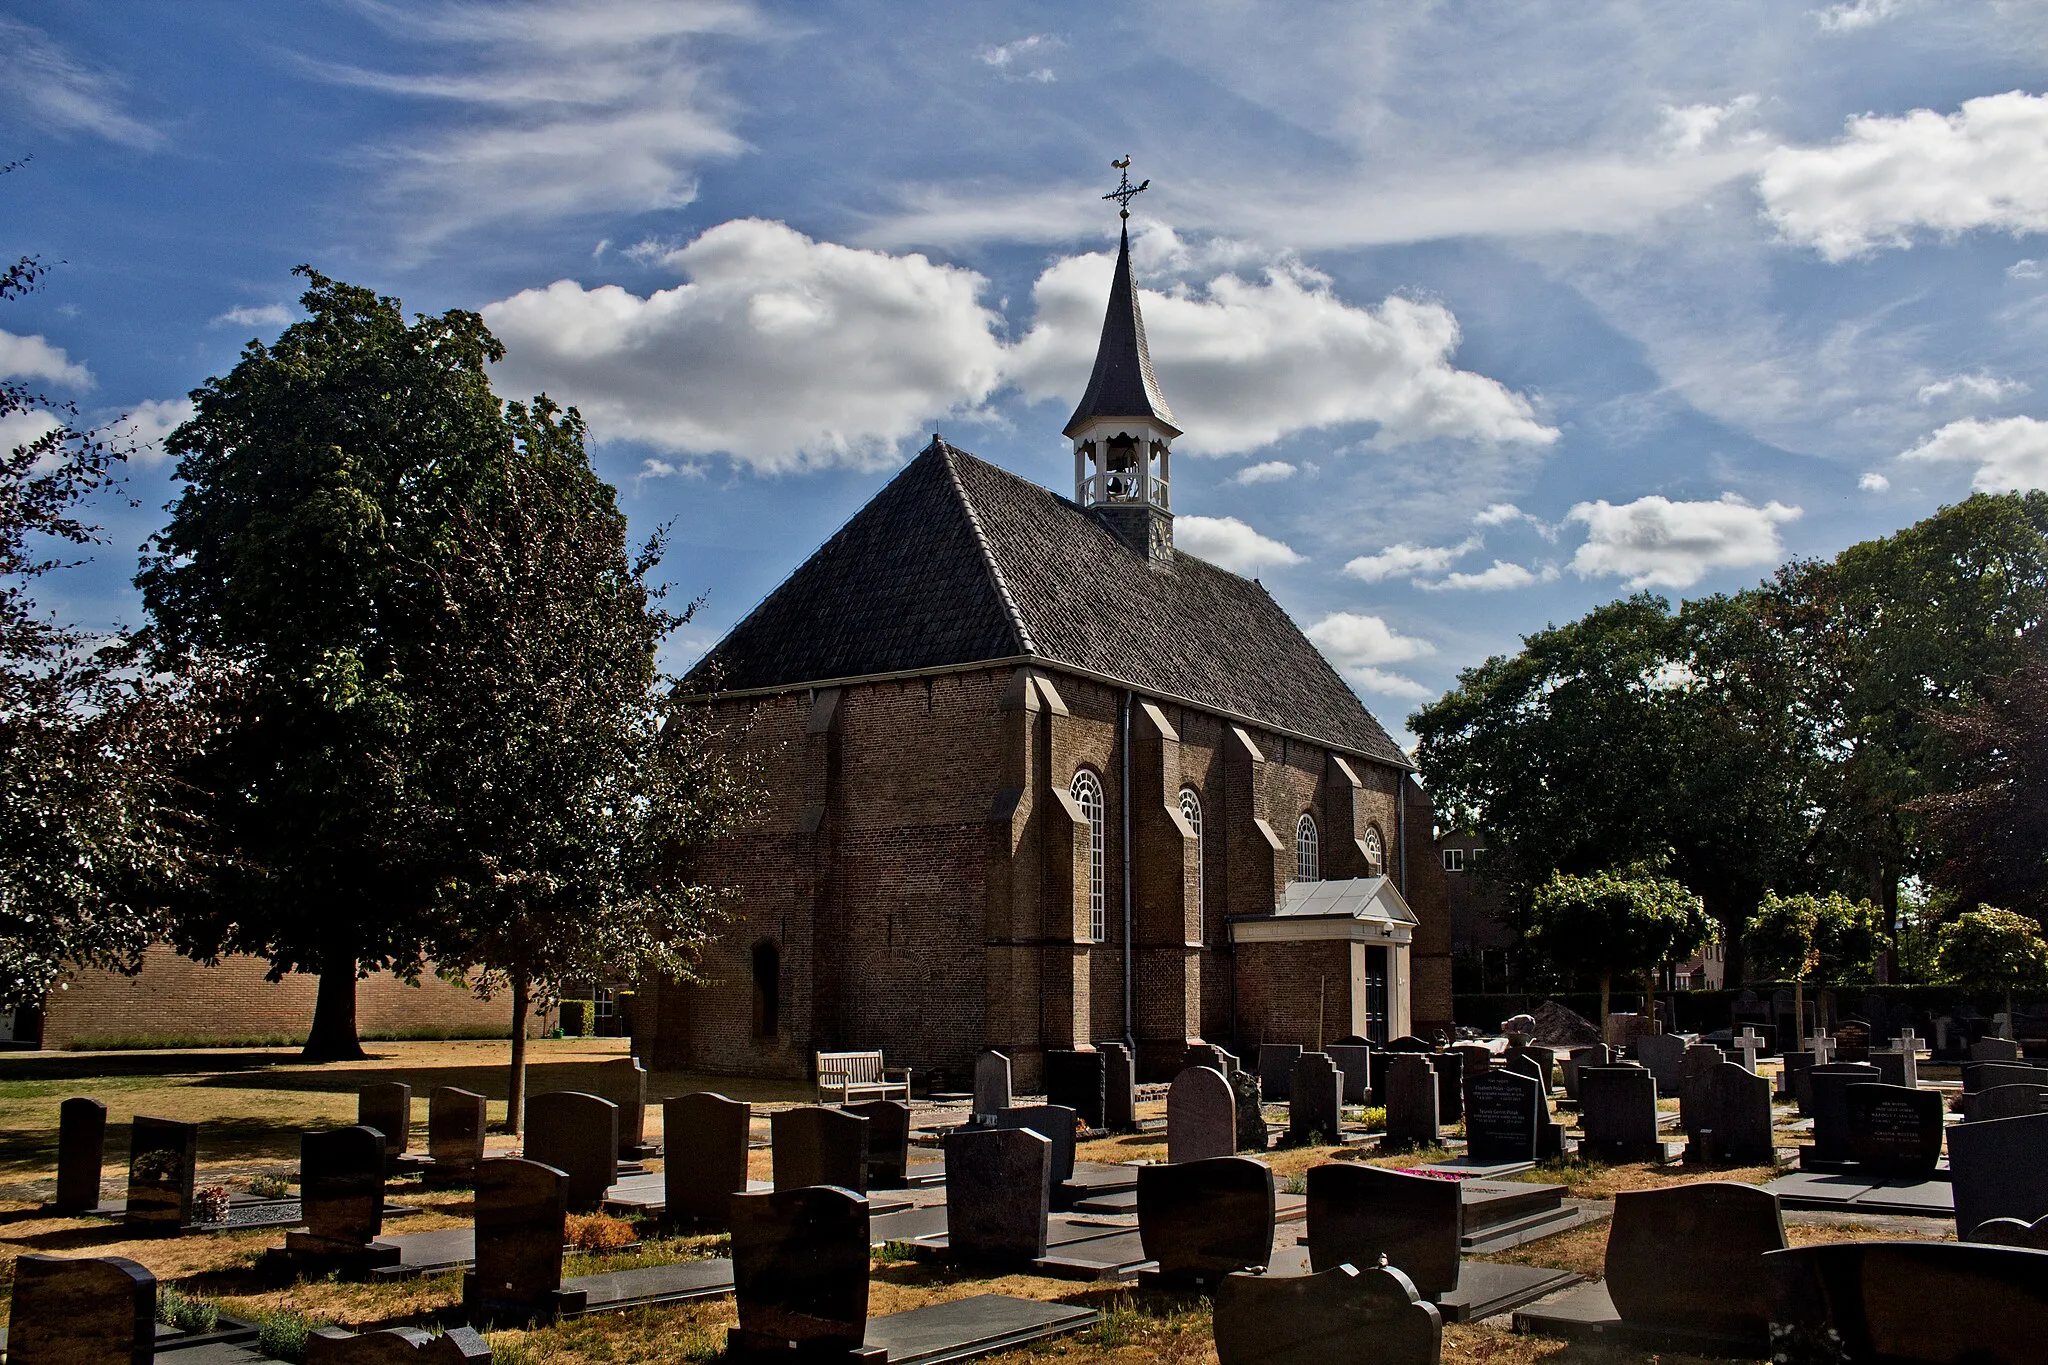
left=1180, top=788, right=1203, bottom=920
left=1363, top=825, right=1385, bottom=874
left=1442, top=848, right=1465, bottom=873
left=1296, top=813, right=1320, bottom=882
left=751, top=941, right=780, bottom=1039
left=1073, top=770, right=1106, bottom=942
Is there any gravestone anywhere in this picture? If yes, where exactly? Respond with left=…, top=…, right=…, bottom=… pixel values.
left=1382, top=1053, right=1441, bottom=1150
left=1100, top=1042, right=1138, bottom=1133
left=1185, top=1043, right=1238, bottom=1075
left=1560, top=1045, right=1612, bottom=1102
left=1678, top=1044, right=1725, bottom=1133
left=943, top=1127, right=1049, bottom=1263
left=771, top=1106, right=870, bottom=1194
left=1327, top=1044, right=1373, bottom=1104
left=1450, top=1043, right=1494, bottom=1086
left=1975, top=1215, right=2048, bottom=1251
left=1578, top=1065, right=1666, bottom=1164
left=1229, top=1071, right=1269, bottom=1153
left=463, top=1158, right=577, bottom=1320
left=1635, top=1033, right=1686, bottom=1094
left=600, top=1058, right=654, bottom=1160
left=1043, top=1049, right=1108, bottom=1130
left=306, top=1326, right=492, bottom=1364
left=1765, top=1241, right=2048, bottom=1365
left=1805, top=1063, right=1882, bottom=1164
left=1833, top=1020, right=1872, bottom=1064
left=1502, top=1053, right=1545, bottom=1090
left=1731, top=1028, right=1765, bottom=1073
left=1289, top=1053, right=1344, bottom=1145
left=1464, top=1070, right=1541, bottom=1164
left=286, top=1125, right=393, bottom=1262
left=1778, top=1050, right=1814, bottom=1105
left=55, top=1097, right=108, bottom=1213
left=428, top=1087, right=488, bottom=1178
left=846, top=1099, right=911, bottom=1189
left=1686, top=1060, right=1775, bottom=1167
left=1137, top=1156, right=1275, bottom=1289
left=1972, top=1036, right=2021, bottom=1063
left=524, top=1092, right=619, bottom=1211
left=1964, top=1061, right=2040, bottom=1094
left=1428, top=1053, right=1463, bottom=1123
left=1867, top=1050, right=1919, bottom=1089
left=1967, top=1083, right=2048, bottom=1122
left=1259, top=1044, right=1304, bottom=1103
left=359, top=1083, right=413, bottom=1158
left=1951, top=1112, right=2048, bottom=1240
left=1214, top=1264, right=1442, bottom=1365
left=1604, top=1181, right=1786, bottom=1350
left=1305, top=1161, right=1459, bottom=1300
left=124, top=1115, right=198, bottom=1234
left=727, top=1186, right=869, bottom=1360
left=1845, top=1083, right=1944, bottom=1177
left=1506, top=1044, right=1556, bottom=1093
left=663, top=1093, right=751, bottom=1225
left=972, top=1051, right=1012, bottom=1121
left=8, top=1254, right=155, bottom=1365
left=1167, top=1067, right=1236, bottom=1163
left=994, top=1104, right=1078, bottom=1185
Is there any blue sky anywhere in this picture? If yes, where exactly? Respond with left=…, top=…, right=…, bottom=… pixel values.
left=10, top=1, right=2048, bottom=747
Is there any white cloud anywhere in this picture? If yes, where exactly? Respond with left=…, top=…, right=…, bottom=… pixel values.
left=1567, top=493, right=1803, bottom=589
left=0, top=18, right=159, bottom=147
left=1422, top=559, right=1553, bottom=591
left=1174, top=515, right=1304, bottom=573
left=1232, top=460, right=1296, bottom=485
left=0, top=410, right=61, bottom=458
left=1917, top=372, right=2028, bottom=404
left=1899, top=415, right=2048, bottom=491
left=1760, top=92, right=2048, bottom=261
left=1007, top=244, right=1557, bottom=454
left=2011, top=259, right=2044, bottom=280
left=212, top=304, right=294, bottom=329
left=1859, top=471, right=1891, bottom=492
left=1305, top=612, right=1436, bottom=700
left=978, top=33, right=1061, bottom=81
left=0, top=329, right=91, bottom=387
left=636, top=456, right=707, bottom=484
left=482, top=219, right=1007, bottom=473
left=1473, top=502, right=1523, bottom=526
left=1812, top=0, right=1906, bottom=32
left=106, top=398, right=194, bottom=466
left=1343, top=539, right=1477, bottom=583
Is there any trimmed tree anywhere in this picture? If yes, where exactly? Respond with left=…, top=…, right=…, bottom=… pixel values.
left=1936, top=905, right=2048, bottom=1038
left=1525, top=868, right=1716, bottom=1032
left=1745, top=890, right=1888, bottom=1043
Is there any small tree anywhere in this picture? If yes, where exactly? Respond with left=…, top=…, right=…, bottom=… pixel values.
left=1936, top=905, right=2048, bottom=1037
left=1526, top=868, right=1715, bottom=1031
left=1744, top=890, right=1888, bottom=1041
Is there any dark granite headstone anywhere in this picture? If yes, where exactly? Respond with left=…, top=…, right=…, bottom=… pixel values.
left=1502, top=1052, right=1544, bottom=1089
left=1427, top=1053, right=1462, bottom=1123
left=1806, top=1062, right=1881, bottom=1162
left=359, top=1083, right=412, bottom=1157
left=1605, top=1182, right=1785, bottom=1347
left=1560, top=1045, right=1611, bottom=1101
left=288, top=1125, right=388, bottom=1253
left=1385, top=1035, right=1434, bottom=1051
left=1578, top=1065, right=1664, bottom=1163
left=1327, top=1044, right=1373, bottom=1104
left=524, top=1092, right=619, bottom=1211
left=1506, top=1044, right=1556, bottom=1092
left=992, top=1104, right=1076, bottom=1185
left=1464, top=1070, right=1540, bottom=1164
left=663, top=1092, right=751, bottom=1226
left=1963, top=1061, right=2040, bottom=1094
left=1952, top=1112, right=2048, bottom=1241
left=1185, top=1043, right=1239, bottom=1075
left=1766, top=1241, right=2048, bottom=1365
left=1382, top=1054, right=1441, bottom=1150
left=124, top=1115, right=197, bottom=1234
left=428, top=1087, right=487, bottom=1177
left=1214, top=1263, right=1442, bottom=1365
left=943, top=1127, right=1049, bottom=1263
left=1449, top=1043, right=1493, bottom=1083
left=1305, top=1162, right=1460, bottom=1300
left=1846, top=1083, right=1943, bottom=1177
left=1833, top=1020, right=1872, bottom=1064
left=728, top=1186, right=870, bottom=1359
left=1779, top=1050, right=1816, bottom=1107
left=772, top=1106, right=870, bottom=1194
left=306, top=1325, right=491, bottom=1364
left=1968, top=1082, right=2048, bottom=1122
left=1289, top=1053, right=1343, bottom=1145
left=1688, top=1060, right=1774, bottom=1166
left=1168, top=1067, right=1236, bottom=1163
left=1229, top=1071, right=1269, bottom=1153
left=1137, top=1156, right=1275, bottom=1289
left=55, top=1098, right=108, bottom=1214
left=972, top=1051, right=1012, bottom=1120
left=1043, top=1049, right=1108, bottom=1130
left=600, top=1058, right=653, bottom=1159
left=463, top=1158, right=577, bottom=1320
left=1259, top=1044, right=1304, bottom=1103
left=1100, top=1042, right=1138, bottom=1133
left=1975, top=1215, right=2048, bottom=1251
left=845, top=1100, right=911, bottom=1189
left=1867, top=1050, right=1918, bottom=1089
left=1677, top=1044, right=1724, bottom=1133
left=1635, top=1033, right=1686, bottom=1094
left=1971, top=1036, right=2022, bottom=1063
left=8, top=1254, right=155, bottom=1365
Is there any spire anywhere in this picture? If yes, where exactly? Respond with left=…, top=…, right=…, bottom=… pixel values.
left=1063, top=224, right=1180, bottom=439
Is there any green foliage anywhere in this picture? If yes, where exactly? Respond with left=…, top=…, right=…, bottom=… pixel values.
left=1918, top=636, right=2048, bottom=920
left=251, top=1306, right=322, bottom=1363
left=156, top=1286, right=219, bottom=1334
left=1525, top=869, right=1715, bottom=989
left=1745, top=891, right=1889, bottom=988
left=1935, top=906, right=2048, bottom=996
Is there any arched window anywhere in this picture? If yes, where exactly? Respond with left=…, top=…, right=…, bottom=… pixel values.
left=751, top=940, right=780, bottom=1039
left=1072, top=770, right=1106, bottom=941
left=1296, top=813, right=1320, bottom=882
left=1179, top=787, right=1203, bottom=921
left=1363, top=824, right=1385, bottom=875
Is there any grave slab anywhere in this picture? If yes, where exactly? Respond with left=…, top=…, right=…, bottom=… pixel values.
left=1215, top=1264, right=1441, bottom=1365
left=862, top=1293, right=1095, bottom=1365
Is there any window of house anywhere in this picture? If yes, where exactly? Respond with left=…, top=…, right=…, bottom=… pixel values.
left=1363, top=825, right=1385, bottom=875
left=751, top=940, right=780, bottom=1039
left=1073, top=769, right=1106, bottom=941
left=1296, top=813, right=1320, bottom=882
left=1179, top=787, right=1203, bottom=920
left=1442, top=847, right=1465, bottom=873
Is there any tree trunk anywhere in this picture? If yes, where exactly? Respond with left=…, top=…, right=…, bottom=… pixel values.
left=507, top=972, right=531, bottom=1135
left=2007, top=988, right=2016, bottom=1040
left=1794, top=979, right=1805, bottom=1049
left=1644, top=970, right=1661, bottom=1034
left=1599, top=972, right=1612, bottom=1040
left=302, top=951, right=366, bottom=1062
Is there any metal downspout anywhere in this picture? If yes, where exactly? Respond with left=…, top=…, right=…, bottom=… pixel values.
left=1121, top=691, right=1136, bottom=1058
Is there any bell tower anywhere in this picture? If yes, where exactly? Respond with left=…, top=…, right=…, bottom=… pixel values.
left=1068, top=158, right=1181, bottom=564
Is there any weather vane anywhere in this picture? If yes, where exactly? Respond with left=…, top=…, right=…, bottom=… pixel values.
left=1103, top=156, right=1150, bottom=219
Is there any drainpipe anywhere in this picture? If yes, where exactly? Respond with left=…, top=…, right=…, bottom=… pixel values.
left=1397, top=775, right=1409, bottom=896
left=1121, top=691, right=1136, bottom=1059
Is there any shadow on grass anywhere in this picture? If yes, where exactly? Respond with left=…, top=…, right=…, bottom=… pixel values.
left=0, top=1116, right=308, bottom=1181
left=0, top=1052, right=302, bottom=1083
left=8, top=1220, right=147, bottom=1252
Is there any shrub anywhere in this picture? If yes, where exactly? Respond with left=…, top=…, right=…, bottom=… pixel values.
left=563, top=1213, right=635, bottom=1251
left=247, top=1174, right=290, bottom=1199
left=156, top=1286, right=219, bottom=1335
left=251, top=1307, right=322, bottom=1364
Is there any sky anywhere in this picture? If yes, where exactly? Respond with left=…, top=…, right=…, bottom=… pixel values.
left=10, top=1, right=2048, bottom=749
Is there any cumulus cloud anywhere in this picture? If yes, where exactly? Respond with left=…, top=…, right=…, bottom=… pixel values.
left=1899, top=415, right=2048, bottom=491
left=1007, top=246, right=1557, bottom=454
left=1760, top=92, right=2048, bottom=261
left=106, top=398, right=194, bottom=466
left=1859, top=471, right=1892, bottom=492
left=0, top=17, right=159, bottom=147
left=1174, top=515, right=1304, bottom=573
left=1918, top=372, right=2028, bottom=404
left=1343, top=539, right=1477, bottom=583
left=1473, top=502, right=1524, bottom=526
left=1567, top=493, right=1803, bottom=589
left=1305, top=611, right=1436, bottom=700
left=0, top=329, right=91, bottom=387
left=213, top=304, right=294, bottom=329
left=1232, top=460, right=1296, bottom=485
left=2011, top=259, right=2044, bottom=280
left=0, top=410, right=61, bottom=458
left=1422, top=559, right=1554, bottom=591
left=483, top=219, right=1006, bottom=472
left=1812, top=0, right=1906, bottom=31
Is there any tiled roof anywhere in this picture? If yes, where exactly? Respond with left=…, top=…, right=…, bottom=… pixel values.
left=1063, top=224, right=1179, bottom=438
left=689, top=439, right=1411, bottom=769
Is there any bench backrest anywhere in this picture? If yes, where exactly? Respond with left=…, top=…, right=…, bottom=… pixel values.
left=816, top=1051, right=885, bottom=1084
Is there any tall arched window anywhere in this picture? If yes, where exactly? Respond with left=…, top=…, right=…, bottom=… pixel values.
left=1179, top=787, right=1204, bottom=921
left=1072, top=770, right=1106, bottom=941
left=1296, top=813, right=1320, bottom=882
left=1363, top=825, right=1385, bottom=875
left=751, top=940, right=780, bottom=1039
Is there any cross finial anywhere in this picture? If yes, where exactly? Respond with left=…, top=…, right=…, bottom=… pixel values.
left=1103, top=156, right=1150, bottom=219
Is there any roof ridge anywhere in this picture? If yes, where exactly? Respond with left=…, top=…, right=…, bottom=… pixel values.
left=934, top=439, right=1037, bottom=657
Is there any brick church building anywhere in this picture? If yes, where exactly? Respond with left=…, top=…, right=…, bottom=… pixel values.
left=634, top=223, right=1452, bottom=1087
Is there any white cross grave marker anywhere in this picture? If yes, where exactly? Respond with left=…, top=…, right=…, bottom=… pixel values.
left=1733, top=1027, right=1764, bottom=1073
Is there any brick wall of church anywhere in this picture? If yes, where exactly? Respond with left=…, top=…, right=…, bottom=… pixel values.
left=1232, top=939, right=1355, bottom=1049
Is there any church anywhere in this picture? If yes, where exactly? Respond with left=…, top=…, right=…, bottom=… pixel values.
left=633, top=212, right=1453, bottom=1089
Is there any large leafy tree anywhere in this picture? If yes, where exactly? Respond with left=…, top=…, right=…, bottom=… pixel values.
left=1524, top=868, right=1715, bottom=1029
left=138, top=268, right=511, bottom=1060
left=1916, top=636, right=2048, bottom=920
left=1744, top=890, right=1889, bottom=1041
left=1936, top=905, right=2048, bottom=1032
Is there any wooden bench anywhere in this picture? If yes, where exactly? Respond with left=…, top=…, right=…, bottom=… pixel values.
left=815, top=1051, right=911, bottom=1105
